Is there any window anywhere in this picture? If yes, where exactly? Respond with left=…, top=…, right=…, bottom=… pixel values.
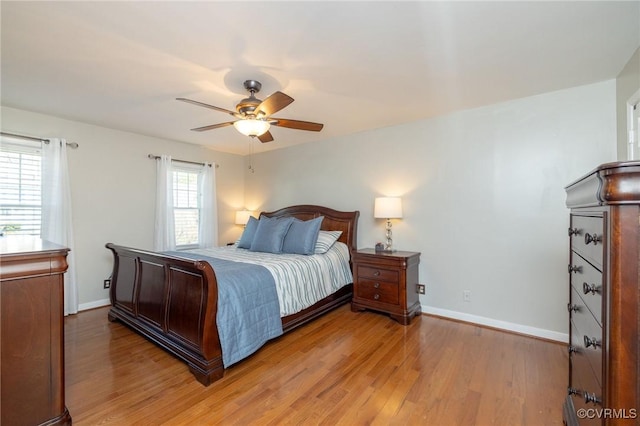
left=155, top=157, right=216, bottom=252
left=0, top=140, right=42, bottom=236
left=172, top=167, right=200, bottom=248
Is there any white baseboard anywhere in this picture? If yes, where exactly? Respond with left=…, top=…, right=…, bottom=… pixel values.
left=78, top=298, right=110, bottom=312
left=422, top=304, right=568, bottom=343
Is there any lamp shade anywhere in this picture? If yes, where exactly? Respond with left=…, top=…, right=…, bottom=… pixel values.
left=233, top=119, right=270, bottom=137
left=235, top=210, right=254, bottom=225
left=374, top=197, right=403, bottom=219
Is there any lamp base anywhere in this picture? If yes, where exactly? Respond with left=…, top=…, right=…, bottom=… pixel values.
left=375, top=243, right=397, bottom=253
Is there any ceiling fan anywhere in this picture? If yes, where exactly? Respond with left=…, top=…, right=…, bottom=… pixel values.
left=177, top=80, right=323, bottom=143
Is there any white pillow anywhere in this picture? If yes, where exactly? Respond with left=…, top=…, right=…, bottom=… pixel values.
left=314, top=230, right=343, bottom=254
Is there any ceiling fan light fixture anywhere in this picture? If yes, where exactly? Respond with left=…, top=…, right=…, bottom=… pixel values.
left=233, top=119, right=270, bottom=137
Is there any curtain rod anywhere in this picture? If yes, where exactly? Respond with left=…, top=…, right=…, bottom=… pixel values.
left=0, top=131, right=79, bottom=149
left=148, top=154, right=218, bottom=168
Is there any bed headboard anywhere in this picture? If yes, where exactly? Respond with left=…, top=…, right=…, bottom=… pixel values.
left=260, top=205, right=359, bottom=254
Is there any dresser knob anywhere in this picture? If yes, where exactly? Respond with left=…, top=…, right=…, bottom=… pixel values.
left=584, top=232, right=602, bottom=246
left=568, top=345, right=577, bottom=355
left=373, top=294, right=380, bottom=300
left=568, top=227, right=580, bottom=236
left=583, top=335, right=600, bottom=349
left=373, top=271, right=380, bottom=277
left=567, top=303, right=579, bottom=313
left=568, top=387, right=580, bottom=396
left=373, top=282, right=380, bottom=289
left=583, top=391, right=602, bottom=405
left=582, top=282, right=600, bottom=295
left=568, top=264, right=581, bottom=274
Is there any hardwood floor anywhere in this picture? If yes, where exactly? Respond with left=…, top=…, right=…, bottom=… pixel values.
left=64, top=305, right=567, bottom=425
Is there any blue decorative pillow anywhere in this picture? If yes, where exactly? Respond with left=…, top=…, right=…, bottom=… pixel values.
left=314, top=230, right=343, bottom=254
left=237, top=216, right=259, bottom=249
left=282, top=216, right=324, bottom=255
left=250, top=216, right=294, bottom=253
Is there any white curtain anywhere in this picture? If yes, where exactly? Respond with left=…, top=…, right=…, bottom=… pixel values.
left=41, top=138, right=78, bottom=315
left=198, top=163, right=218, bottom=248
left=154, top=155, right=175, bottom=251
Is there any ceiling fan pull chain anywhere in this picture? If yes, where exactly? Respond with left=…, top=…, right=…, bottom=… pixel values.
left=248, top=137, right=255, bottom=173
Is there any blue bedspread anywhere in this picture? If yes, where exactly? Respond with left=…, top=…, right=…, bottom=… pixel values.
left=165, top=251, right=283, bottom=367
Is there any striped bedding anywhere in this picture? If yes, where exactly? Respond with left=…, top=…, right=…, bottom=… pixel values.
left=185, top=241, right=353, bottom=316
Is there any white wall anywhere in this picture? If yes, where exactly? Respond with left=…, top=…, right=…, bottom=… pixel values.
left=0, top=80, right=618, bottom=336
left=244, top=80, right=617, bottom=340
left=1, top=106, right=246, bottom=310
left=616, top=47, right=640, bottom=160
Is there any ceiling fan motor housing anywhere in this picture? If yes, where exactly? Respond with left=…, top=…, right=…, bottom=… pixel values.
left=237, top=80, right=264, bottom=116
left=236, top=97, right=261, bottom=116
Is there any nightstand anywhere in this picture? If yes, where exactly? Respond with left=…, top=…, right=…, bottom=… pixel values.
left=351, top=248, right=421, bottom=325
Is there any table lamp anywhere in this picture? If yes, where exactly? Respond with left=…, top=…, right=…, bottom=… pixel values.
left=235, top=210, right=254, bottom=227
left=374, top=197, right=402, bottom=252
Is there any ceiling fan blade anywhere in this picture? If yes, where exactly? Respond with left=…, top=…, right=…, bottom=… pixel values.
left=190, top=122, right=235, bottom=132
left=270, top=118, right=324, bottom=132
left=255, top=92, right=294, bottom=117
left=177, top=98, right=238, bottom=117
left=257, top=131, right=274, bottom=143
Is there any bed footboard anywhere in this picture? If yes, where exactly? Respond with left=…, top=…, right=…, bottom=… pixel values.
left=105, top=243, right=224, bottom=385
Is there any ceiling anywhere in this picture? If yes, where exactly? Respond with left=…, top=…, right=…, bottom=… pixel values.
left=1, top=1, right=639, bottom=156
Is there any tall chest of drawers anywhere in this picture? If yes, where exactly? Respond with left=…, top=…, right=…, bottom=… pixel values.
left=564, top=161, right=640, bottom=425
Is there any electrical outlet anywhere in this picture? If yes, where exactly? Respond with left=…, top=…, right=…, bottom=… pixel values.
left=103, top=279, right=111, bottom=289
left=416, top=284, right=425, bottom=294
left=463, top=290, right=471, bottom=302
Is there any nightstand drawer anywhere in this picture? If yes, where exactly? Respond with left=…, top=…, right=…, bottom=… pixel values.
left=356, top=279, right=399, bottom=304
left=356, top=265, right=398, bottom=282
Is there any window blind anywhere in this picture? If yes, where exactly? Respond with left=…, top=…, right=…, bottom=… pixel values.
left=0, top=142, right=42, bottom=236
left=172, top=169, right=199, bottom=247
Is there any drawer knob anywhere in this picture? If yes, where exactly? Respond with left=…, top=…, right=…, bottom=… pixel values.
left=567, top=303, right=580, bottom=313
left=583, top=391, right=602, bottom=405
left=568, top=227, right=580, bottom=236
left=567, top=387, right=580, bottom=396
left=583, top=335, right=600, bottom=349
left=373, top=294, right=380, bottom=300
left=568, top=345, right=577, bottom=355
left=568, top=264, right=581, bottom=274
left=582, top=282, right=601, bottom=295
left=373, top=271, right=380, bottom=277
left=373, top=282, right=380, bottom=289
left=584, top=232, right=602, bottom=246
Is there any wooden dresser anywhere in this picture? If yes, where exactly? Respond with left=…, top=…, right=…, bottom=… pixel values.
left=564, top=161, right=640, bottom=425
left=0, top=236, right=72, bottom=426
left=351, top=249, right=421, bottom=325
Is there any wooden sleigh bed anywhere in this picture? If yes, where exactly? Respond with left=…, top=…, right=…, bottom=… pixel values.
left=106, top=205, right=359, bottom=386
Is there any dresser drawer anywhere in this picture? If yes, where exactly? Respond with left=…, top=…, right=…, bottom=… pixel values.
left=569, top=253, right=603, bottom=325
left=356, top=279, right=399, bottom=304
left=570, top=338, right=603, bottom=426
left=570, top=312, right=602, bottom=388
left=356, top=265, right=399, bottom=282
left=569, top=215, right=604, bottom=269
